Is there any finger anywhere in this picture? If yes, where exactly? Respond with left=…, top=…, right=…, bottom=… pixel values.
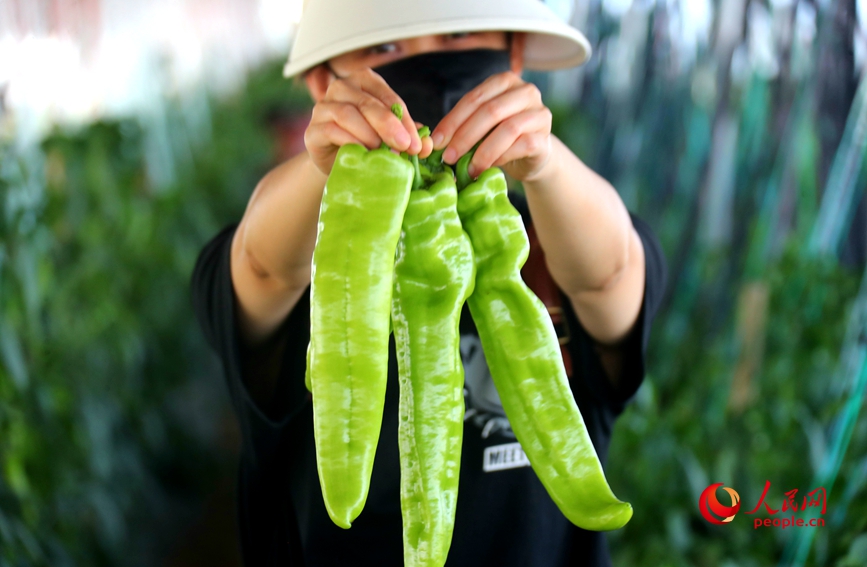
left=414, top=121, right=435, bottom=158
left=442, top=82, right=544, bottom=165
left=431, top=71, right=525, bottom=152
left=469, top=109, right=552, bottom=173
left=305, top=121, right=371, bottom=152
left=419, top=136, right=434, bottom=159
left=493, top=132, right=551, bottom=174
left=326, top=74, right=414, bottom=151
left=339, top=69, right=422, bottom=153
left=311, top=101, right=382, bottom=149
left=327, top=80, right=411, bottom=149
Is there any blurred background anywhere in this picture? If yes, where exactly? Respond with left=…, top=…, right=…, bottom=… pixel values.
left=1, top=0, right=865, bottom=565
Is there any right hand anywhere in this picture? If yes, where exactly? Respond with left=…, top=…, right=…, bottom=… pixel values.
left=304, top=67, right=433, bottom=175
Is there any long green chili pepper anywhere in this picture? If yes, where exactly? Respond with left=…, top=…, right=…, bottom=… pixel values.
left=392, top=165, right=475, bottom=567
left=307, top=140, right=413, bottom=529
left=454, top=155, right=633, bottom=531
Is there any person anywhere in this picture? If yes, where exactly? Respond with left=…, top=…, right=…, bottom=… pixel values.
left=191, top=0, right=668, bottom=565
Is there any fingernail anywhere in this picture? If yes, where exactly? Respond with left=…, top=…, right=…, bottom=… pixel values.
left=432, top=132, right=444, bottom=149
left=443, top=147, right=457, bottom=164
left=396, top=130, right=410, bottom=148
left=468, top=164, right=478, bottom=178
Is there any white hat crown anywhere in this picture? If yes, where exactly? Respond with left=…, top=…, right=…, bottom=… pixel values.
left=283, top=0, right=591, bottom=77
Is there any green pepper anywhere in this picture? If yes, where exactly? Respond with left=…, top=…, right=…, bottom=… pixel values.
left=307, top=142, right=413, bottom=529
left=391, top=166, right=475, bottom=567
left=454, top=155, right=633, bottom=531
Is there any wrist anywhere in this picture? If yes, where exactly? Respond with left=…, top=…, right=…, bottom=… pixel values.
left=303, top=150, right=330, bottom=185
left=520, top=135, right=564, bottom=187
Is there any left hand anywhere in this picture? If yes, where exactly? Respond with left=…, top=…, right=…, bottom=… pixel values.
left=430, top=71, right=553, bottom=182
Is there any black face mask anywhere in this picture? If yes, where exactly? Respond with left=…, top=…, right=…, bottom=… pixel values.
left=368, top=49, right=512, bottom=129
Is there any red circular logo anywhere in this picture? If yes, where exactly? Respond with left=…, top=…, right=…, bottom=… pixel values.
left=698, top=483, right=741, bottom=524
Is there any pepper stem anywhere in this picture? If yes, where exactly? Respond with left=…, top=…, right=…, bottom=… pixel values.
left=381, top=104, right=405, bottom=150
left=455, top=141, right=484, bottom=191
left=388, top=105, right=432, bottom=190
left=427, top=148, right=445, bottom=165
left=456, top=151, right=474, bottom=191
left=411, top=125, right=431, bottom=190
left=411, top=154, right=423, bottom=190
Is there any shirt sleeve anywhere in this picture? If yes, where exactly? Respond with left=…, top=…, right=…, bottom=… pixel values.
left=189, top=224, right=312, bottom=474
left=562, top=212, right=668, bottom=413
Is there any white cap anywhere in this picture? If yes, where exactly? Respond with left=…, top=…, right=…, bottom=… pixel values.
left=282, top=0, right=592, bottom=77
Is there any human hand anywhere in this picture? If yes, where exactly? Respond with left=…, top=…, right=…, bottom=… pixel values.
left=304, top=68, right=434, bottom=175
left=430, top=71, right=553, bottom=183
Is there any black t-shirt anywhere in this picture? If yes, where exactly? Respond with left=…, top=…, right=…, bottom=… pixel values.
left=191, top=192, right=667, bottom=567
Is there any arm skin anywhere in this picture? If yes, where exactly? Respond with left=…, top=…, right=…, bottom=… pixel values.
left=430, top=67, right=646, bottom=390
left=229, top=67, right=428, bottom=411
left=229, top=28, right=646, bottom=404
left=229, top=137, right=645, bottom=397
left=229, top=33, right=507, bottom=357
left=228, top=154, right=326, bottom=414
left=230, top=153, right=326, bottom=348
left=229, top=132, right=645, bottom=403
left=520, top=136, right=647, bottom=390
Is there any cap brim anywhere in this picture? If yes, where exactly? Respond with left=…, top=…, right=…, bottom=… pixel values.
left=282, top=18, right=591, bottom=77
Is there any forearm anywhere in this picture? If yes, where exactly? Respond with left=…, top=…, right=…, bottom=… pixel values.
left=522, top=136, right=632, bottom=296
left=231, top=151, right=327, bottom=346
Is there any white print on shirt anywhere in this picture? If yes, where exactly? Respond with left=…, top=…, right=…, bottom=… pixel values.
left=459, top=334, right=515, bottom=439
left=483, top=442, right=531, bottom=472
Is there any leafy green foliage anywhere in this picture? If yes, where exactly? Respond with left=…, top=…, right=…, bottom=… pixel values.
left=606, top=244, right=860, bottom=566
left=546, top=5, right=867, bottom=564
left=0, top=14, right=865, bottom=567
left=0, top=61, right=308, bottom=565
